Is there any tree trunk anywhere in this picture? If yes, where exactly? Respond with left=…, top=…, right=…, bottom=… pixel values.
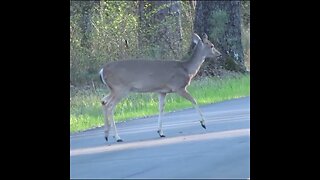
left=138, top=0, right=182, bottom=59
left=79, top=1, right=94, bottom=50
left=194, top=1, right=246, bottom=73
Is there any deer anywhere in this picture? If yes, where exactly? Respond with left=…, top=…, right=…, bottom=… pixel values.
left=99, top=33, right=222, bottom=142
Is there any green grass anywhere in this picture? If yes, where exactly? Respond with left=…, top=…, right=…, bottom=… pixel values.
left=70, top=74, right=250, bottom=133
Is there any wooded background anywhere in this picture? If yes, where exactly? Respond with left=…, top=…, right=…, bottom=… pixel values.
left=70, top=0, right=250, bottom=86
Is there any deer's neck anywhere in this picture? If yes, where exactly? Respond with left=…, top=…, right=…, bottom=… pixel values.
left=184, top=44, right=206, bottom=76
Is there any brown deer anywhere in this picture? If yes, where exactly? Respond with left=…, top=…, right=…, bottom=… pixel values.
left=99, top=33, right=222, bottom=142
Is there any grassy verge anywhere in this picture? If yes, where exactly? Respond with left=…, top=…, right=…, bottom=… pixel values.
left=70, top=74, right=250, bottom=133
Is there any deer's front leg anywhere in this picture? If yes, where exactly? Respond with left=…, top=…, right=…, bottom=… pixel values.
left=177, top=89, right=206, bottom=129
left=157, top=93, right=166, bottom=137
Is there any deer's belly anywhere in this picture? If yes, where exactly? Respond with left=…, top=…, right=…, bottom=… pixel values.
left=130, top=82, right=174, bottom=93
left=131, top=87, right=174, bottom=93
left=128, top=73, right=189, bottom=93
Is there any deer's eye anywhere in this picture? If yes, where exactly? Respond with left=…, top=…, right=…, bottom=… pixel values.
left=210, top=45, right=214, bottom=48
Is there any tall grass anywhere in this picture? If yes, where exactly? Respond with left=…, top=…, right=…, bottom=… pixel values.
left=70, top=74, right=250, bottom=133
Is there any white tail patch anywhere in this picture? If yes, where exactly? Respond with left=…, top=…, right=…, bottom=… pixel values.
left=99, top=68, right=107, bottom=85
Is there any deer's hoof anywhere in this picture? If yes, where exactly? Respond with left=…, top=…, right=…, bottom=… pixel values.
left=105, top=137, right=108, bottom=142
left=116, top=139, right=123, bottom=142
left=201, top=124, right=206, bottom=129
left=157, top=130, right=165, bottom=137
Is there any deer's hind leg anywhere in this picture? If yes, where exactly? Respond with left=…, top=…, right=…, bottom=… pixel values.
left=101, top=94, right=114, bottom=142
left=105, top=88, right=129, bottom=142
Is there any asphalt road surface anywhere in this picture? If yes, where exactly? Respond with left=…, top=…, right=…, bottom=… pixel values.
left=70, top=96, right=250, bottom=179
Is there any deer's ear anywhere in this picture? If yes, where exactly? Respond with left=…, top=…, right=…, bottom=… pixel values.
left=192, top=33, right=201, bottom=44
left=201, top=33, right=208, bottom=42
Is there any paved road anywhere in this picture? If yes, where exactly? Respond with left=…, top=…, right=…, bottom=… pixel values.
left=70, top=96, right=250, bottom=179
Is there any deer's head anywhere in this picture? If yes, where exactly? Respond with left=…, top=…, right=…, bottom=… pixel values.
left=192, top=33, right=222, bottom=59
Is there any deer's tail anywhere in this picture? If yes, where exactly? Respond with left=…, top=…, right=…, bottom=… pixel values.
left=99, top=68, right=107, bottom=86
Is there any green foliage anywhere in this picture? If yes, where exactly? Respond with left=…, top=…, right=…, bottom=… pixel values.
left=70, top=1, right=195, bottom=86
left=70, top=1, right=141, bottom=85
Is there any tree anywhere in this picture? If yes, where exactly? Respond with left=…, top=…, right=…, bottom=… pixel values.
left=79, top=1, right=95, bottom=50
left=194, top=1, right=246, bottom=72
left=138, top=0, right=183, bottom=59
